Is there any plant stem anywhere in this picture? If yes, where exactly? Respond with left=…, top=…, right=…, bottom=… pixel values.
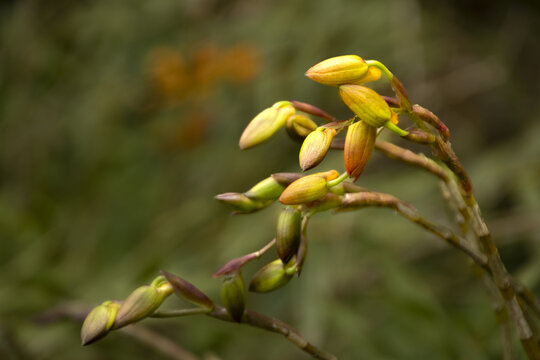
left=151, top=308, right=211, bottom=318
left=207, top=305, right=337, bottom=360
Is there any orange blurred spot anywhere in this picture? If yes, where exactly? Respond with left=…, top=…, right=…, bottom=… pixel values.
left=147, top=47, right=188, bottom=103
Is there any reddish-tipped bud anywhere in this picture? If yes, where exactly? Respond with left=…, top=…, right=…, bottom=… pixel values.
left=276, top=208, right=302, bottom=263
left=244, top=177, right=284, bottom=201
left=339, top=85, right=392, bottom=128
left=160, top=271, right=214, bottom=310
left=221, top=272, right=245, bottom=322
left=285, top=114, right=318, bottom=141
left=239, top=101, right=295, bottom=149
left=81, top=301, right=121, bottom=345
left=215, top=192, right=272, bottom=213
left=290, top=100, right=334, bottom=121
left=279, top=170, right=338, bottom=205
left=299, top=128, right=336, bottom=170
left=249, top=258, right=296, bottom=293
left=305, top=55, right=369, bottom=86
left=344, top=120, right=376, bottom=181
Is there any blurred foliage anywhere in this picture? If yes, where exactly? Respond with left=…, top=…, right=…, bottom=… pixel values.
left=1, top=0, right=539, bottom=359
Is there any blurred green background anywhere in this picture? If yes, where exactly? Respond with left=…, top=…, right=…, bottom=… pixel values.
left=1, top=0, right=540, bottom=359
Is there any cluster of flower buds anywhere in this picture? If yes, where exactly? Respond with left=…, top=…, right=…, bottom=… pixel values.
left=81, top=276, right=173, bottom=345
left=81, top=272, right=217, bottom=345
left=211, top=55, right=419, bottom=304
left=83, top=55, right=442, bottom=352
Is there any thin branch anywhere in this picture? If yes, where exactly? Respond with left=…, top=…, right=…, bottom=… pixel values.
left=151, top=308, right=211, bottom=318
left=207, top=305, right=337, bottom=360
left=121, top=325, right=200, bottom=360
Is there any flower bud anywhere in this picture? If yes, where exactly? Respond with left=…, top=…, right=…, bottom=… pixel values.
left=160, top=271, right=214, bottom=310
left=344, top=120, right=376, bottom=181
left=339, top=85, right=392, bottom=128
left=249, top=258, right=296, bottom=293
left=215, top=192, right=272, bottom=213
left=351, top=66, right=381, bottom=84
left=276, top=208, right=301, bottom=263
left=299, top=128, right=336, bottom=171
left=81, top=301, right=121, bottom=345
left=286, top=114, right=318, bottom=141
left=113, top=277, right=172, bottom=329
left=244, top=177, right=285, bottom=201
left=305, top=55, right=369, bottom=86
left=278, top=170, right=338, bottom=205
left=239, top=101, right=295, bottom=149
left=221, top=272, right=245, bottom=322
left=271, top=172, right=304, bottom=187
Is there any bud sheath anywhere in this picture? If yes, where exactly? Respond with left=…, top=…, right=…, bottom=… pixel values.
left=249, top=258, right=296, bottom=293
left=276, top=208, right=302, bottom=263
left=221, top=272, right=246, bottom=322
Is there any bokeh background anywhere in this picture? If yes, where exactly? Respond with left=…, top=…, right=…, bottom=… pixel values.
left=1, top=0, right=540, bottom=359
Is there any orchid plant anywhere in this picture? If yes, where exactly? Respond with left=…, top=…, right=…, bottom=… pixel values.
left=80, top=55, right=540, bottom=360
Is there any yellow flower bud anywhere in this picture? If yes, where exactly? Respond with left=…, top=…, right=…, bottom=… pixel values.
left=285, top=114, right=318, bottom=141
left=344, top=120, right=376, bottom=181
left=81, top=301, right=121, bottom=345
left=221, top=272, right=245, bottom=322
left=305, top=55, right=369, bottom=86
left=351, top=66, right=382, bottom=84
left=339, top=85, right=392, bottom=128
left=248, top=258, right=296, bottom=293
left=239, top=101, right=295, bottom=149
left=298, top=127, right=336, bottom=171
left=278, top=170, right=338, bottom=205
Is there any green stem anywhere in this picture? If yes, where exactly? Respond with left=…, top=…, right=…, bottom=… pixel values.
left=151, top=308, right=211, bottom=318
left=327, top=172, right=348, bottom=187
left=365, top=60, right=393, bottom=80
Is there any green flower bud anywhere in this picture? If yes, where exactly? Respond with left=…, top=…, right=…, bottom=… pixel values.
left=221, top=272, right=245, bottom=322
left=305, top=55, right=369, bottom=86
left=278, top=170, right=339, bottom=205
left=239, top=101, right=295, bottom=150
left=113, top=277, right=172, bottom=329
left=249, top=258, right=296, bottom=293
left=244, top=177, right=285, bottom=201
left=339, top=85, right=392, bottom=128
left=299, top=127, right=336, bottom=171
left=215, top=192, right=272, bottom=214
left=81, top=301, right=121, bottom=345
left=344, top=120, right=377, bottom=181
left=286, top=114, right=318, bottom=141
left=276, top=208, right=302, bottom=263
left=161, top=271, right=214, bottom=310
